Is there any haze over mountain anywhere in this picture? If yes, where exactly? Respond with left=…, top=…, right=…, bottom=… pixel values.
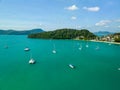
left=0, top=29, right=44, bottom=35
left=94, top=31, right=114, bottom=36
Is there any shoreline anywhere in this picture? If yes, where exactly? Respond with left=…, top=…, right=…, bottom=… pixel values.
left=74, top=38, right=120, bottom=45
left=89, top=40, right=120, bottom=45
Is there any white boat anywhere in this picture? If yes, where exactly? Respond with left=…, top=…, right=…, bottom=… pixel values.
left=86, top=44, right=89, bottom=48
left=52, top=50, right=56, bottom=54
left=69, top=64, right=75, bottom=69
left=29, top=58, right=35, bottom=64
left=79, top=45, right=82, bottom=50
left=24, top=47, right=30, bottom=51
left=52, top=44, right=56, bottom=54
left=78, top=44, right=82, bottom=50
left=79, top=47, right=82, bottom=50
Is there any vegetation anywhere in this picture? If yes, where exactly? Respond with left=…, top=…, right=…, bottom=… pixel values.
left=114, top=33, right=120, bottom=42
left=114, top=37, right=120, bottom=42
left=28, top=28, right=97, bottom=40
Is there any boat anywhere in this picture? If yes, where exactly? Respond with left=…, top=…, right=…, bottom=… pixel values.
left=79, top=47, right=82, bottom=50
left=79, top=45, right=82, bottom=50
left=86, top=44, right=89, bottom=48
left=29, top=58, right=36, bottom=64
left=69, top=64, right=75, bottom=69
left=78, top=44, right=82, bottom=50
left=52, top=44, right=56, bottom=54
left=24, top=47, right=30, bottom=51
left=52, top=50, right=56, bottom=54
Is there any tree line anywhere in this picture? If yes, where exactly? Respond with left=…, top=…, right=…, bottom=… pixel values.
left=28, top=28, right=97, bottom=40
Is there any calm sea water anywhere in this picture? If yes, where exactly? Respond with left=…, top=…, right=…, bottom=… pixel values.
left=0, top=35, right=120, bottom=90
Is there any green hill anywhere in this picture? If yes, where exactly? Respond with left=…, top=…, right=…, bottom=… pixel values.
left=28, top=28, right=96, bottom=40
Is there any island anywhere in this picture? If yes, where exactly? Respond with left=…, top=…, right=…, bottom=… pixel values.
left=0, top=28, right=44, bottom=35
left=28, top=28, right=97, bottom=40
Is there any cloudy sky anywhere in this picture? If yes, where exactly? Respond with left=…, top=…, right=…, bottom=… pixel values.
left=0, top=0, right=120, bottom=32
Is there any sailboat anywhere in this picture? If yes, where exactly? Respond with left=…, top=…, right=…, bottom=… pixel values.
left=69, top=64, right=75, bottom=69
left=86, top=35, right=89, bottom=48
left=29, top=58, right=36, bottom=64
left=78, top=44, right=82, bottom=50
left=24, top=47, right=30, bottom=51
left=29, top=53, right=36, bottom=64
left=52, top=44, right=56, bottom=54
left=86, top=44, right=89, bottom=48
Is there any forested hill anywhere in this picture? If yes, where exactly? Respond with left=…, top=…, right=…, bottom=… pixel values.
left=28, top=28, right=97, bottom=40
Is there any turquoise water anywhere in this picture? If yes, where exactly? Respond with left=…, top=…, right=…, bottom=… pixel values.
left=0, top=35, right=120, bottom=90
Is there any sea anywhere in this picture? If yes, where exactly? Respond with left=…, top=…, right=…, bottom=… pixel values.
left=0, top=35, right=120, bottom=90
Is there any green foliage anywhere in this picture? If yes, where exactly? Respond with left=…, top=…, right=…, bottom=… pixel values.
left=114, top=33, right=120, bottom=35
left=113, top=33, right=120, bottom=42
left=114, top=37, right=120, bottom=42
left=28, top=28, right=97, bottom=40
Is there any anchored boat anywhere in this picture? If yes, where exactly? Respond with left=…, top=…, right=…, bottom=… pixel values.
left=69, top=64, right=75, bottom=69
left=29, top=58, right=36, bottom=64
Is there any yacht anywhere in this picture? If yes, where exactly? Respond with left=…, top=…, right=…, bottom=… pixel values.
left=29, top=58, right=35, bottom=64
left=79, top=45, right=82, bottom=50
left=69, top=64, right=75, bottom=69
left=52, top=50, right=56, bottom=54
left=86, top=44, right=89, bottom=48
left=24, top=47, right=30, bottom=51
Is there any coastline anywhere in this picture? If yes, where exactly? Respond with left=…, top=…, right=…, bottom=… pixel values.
left=90, top=40, right=120, bottom=45
left=74, top=38, right=120, bottom=45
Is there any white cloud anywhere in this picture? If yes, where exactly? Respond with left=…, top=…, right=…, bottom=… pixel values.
left=71, top=16, right=77, bottom=20
left=65, top=5, right=78, bottom=11
left=83, top=6, right=100, bottom=12
left=95, top=20, right=111, bottom=26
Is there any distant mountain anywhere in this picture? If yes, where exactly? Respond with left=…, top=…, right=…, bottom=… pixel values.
left=0, top=29, right=44, bottom=35
left=94, top=31, right=114, bottom=36
left=28, top=28, right=97, bottom=39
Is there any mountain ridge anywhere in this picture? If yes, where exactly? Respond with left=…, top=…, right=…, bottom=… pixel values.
left=0, top=28, right=44, bottom=35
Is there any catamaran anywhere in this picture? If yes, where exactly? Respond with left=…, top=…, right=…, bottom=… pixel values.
left=29, top=58, right=36, bottom=64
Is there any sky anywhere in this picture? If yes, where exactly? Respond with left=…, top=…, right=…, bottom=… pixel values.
left=0, top=0, right=120, bottom=32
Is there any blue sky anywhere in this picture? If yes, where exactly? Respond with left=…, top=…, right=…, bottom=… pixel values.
left=0, top=0, right=120, bottom=32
